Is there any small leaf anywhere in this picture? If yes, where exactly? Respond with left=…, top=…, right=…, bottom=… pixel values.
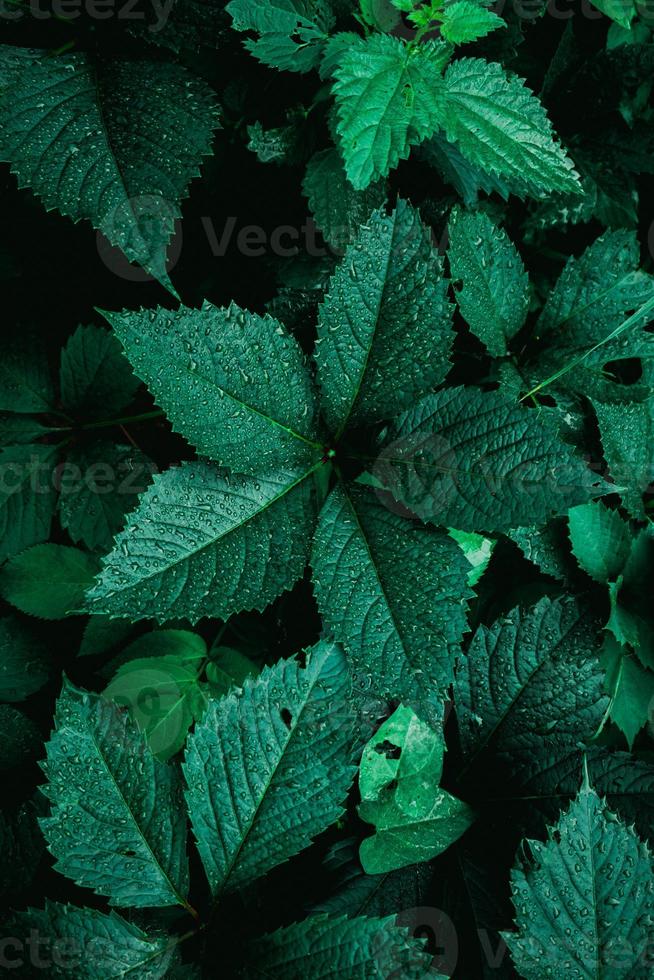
left=227, top=0, right=334, bottom=73
left=440, top=1, right=505, bottom=45
left=593, top=397, right=654, bottom=519
left=0, top=544, right=100, bottom=620
left=59, top=324, right=140, bottom=420
left=567, top=501, right=632, bottom=584
left=206, top=647, right=260, bottom=697
left=601, top=637, right=654, bottom=749
left=303, top=147, right=387, bottom=250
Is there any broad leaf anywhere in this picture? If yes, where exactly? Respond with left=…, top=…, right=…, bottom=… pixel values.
left=40, top=681, right=190, bottom=909
left=374, top=386, right=601, bottom=532
left=0, top=545, right=100, bottom=619
left=447, top=207, right=529, bottom=357
left=358, top=705, right=473, bottom=874
left=316, top=199, right=453, bottom=434
left=442, top=58, right=581, bottom=198
left=86, top=459, right=318, bottom=623
left=104, top=302, right=320, bottom=474
left=0, top=614, right=49, bottom=702
left=303, top=147, right=387, bottom=249
left=567, top=501, right=632, bottom=584
left=311, top=483, right=471, bottom=721
left=227, top=0, right=334, bottom=73
left=440, top=1, right=505, bottom=44
left=333, top=34, right=448, bottom=189
left=504, top=777, right=654, bottom=979
left=59, top=324, right=140, bottom=420
left=183, top=641, right=356, bottom=897
left=0, top=48, right=219, bottom=289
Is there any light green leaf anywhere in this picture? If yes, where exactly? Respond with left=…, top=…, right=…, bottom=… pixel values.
left=447, top=207, right=529, bottom=356
left=442, top=58, right=581, bottom=199
left=504, top=775, right=654, bottom=979
left=303, top=148, right=387, bottom=250
left=40, top=681, right=190, bottom=908
left=375, top=386, right=602, bottom=532
left=440, top=1, right=505, bottom=44
left=59, top=324, right=140, bottom=420
left=567, top=501, right=632, bottom=584
left=333, top=34, right=448, bottom=190
left=104, top=302, right=320, bottom=474
left=0, top=48, right=219, bottom=290
left=244, top=913, right=442, bottom=979
left=183, top=641, right=356, bottom=897
left=456, top=597, right=607, bottom=782
left=0, top=444, right=59, bottom=562
left=447, top=528, right=495, bottom=586
left=0, top=614, right=50, bottom=702
left=0, top=544, right=100, bottom=620
left=593, top=397, right=654, bottom=519
left=316, top=199, right=453, bottom=434
left=311, top=484, right=471, bottom=721
left=86, top=459, right=318, bottom=623
left=227, top=0, right=334, bottom=73
left=590, top=0, right=637, bottom=28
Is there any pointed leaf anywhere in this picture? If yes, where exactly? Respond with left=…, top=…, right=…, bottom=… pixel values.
left=593, top=397, right=654, bottom=519
left=0, top=545, right=100, bottom=620
left=567, top=501, right=632, bottom=584
left=227, top=0, right=334, bottom=73
left=303, top=147, right=387, bottom=250
left=59, top=324, right=140, bottom=420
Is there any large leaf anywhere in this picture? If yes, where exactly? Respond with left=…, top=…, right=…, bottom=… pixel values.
left=358, top=705, right=473, bottom=874
left=332, top=34, right=448, bottom=189
left=183, top=641, right=356, bottom=897
left=243, top=913, right=443, bottom=979
left=311, top=483, right=471, bottom=721
left=86, top=459, right=318, bottom=623
left=104, top=302, right=320, bottom=474
left=447, top=207, right=529, bottom=357
left=442, top=58, right=581, bottom=199
left=455, top=597, right=607, bottom=786
left=40, top=682, right=190, bottom=909
left=315, top=199, right=453, bottom=434
left=0, top=48, right=219, bottom=289
left=374, top=386, right=601, bottom=532
left=0, top=443, right=59, bottom=562
left=504, top=776, right=654, bottom=979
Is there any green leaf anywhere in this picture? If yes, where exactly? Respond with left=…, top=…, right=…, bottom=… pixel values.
left=593, top=397, right=654, bottom=519
left=503, top=776, right=654, bottom=980
left=127, top=0, right=229, bottom=54
left=244, top=913, right=442, bottom=978
left=440, top=1, right=505, bottom=44
left=358, top=705, right=473, bottom=874
left=332, top=34, right=448, bottom=190
left=0, top=414, right=58, bottom=446
left=104, top=649, right=207, bottom=761
left=86, top=459, right=317, bottom=623
left=227, top=0, right=334, bottom=73
left=183, top=641, right=356, bottom=897
left=316, top=199, right=453, bottom=434
left=601, top=637, right=654, bottom=749
left=206, top=646, right=260, bottom=696
left=442, top=58, right=581, bottom=199
left=13, top=901, right=179, bottom=978
left=360, top=0, right=402, bottom=30
left=0, top=706, right=41, bottom=771
left=0, top=48, right=219, bottom=289
left=590, top=0, right=637, bottom=28
left=567, top=501, right=632, bottom=584
left=79, top=616, right=133, bottom=658
left=456, top=597, right=607, bottom=783
left=0, top=545, right=100, bottom=620
left=605, top=524, right=654, bottom=670
left=59, top=324, right=140, bottom=420
left=311, top=484, right=471, bottom=721
left=448, top=528, right=495, bottom=586
left=41, top=681, right=190, bottom=909
left=0, top=331, right=53, bottom=413
left=0, top=799, right=44, bottom=897
left=420, top=133, right=513, bottom=207
left=104, top=302, right=319, bottom=474
left=303, top=148, right=387, bottom=250
left=0, top=444, right=59, bottom=562
left=507, top=520, right=576, bottom=583
left=0, top=614, right=50, bottom=702
left=375, top=386, right=602, bottom=532
left=447, top=207, right=529, bottom=356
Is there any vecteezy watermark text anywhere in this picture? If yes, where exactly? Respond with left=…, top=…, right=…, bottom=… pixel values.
left=0, top=0, right=174, bottom=31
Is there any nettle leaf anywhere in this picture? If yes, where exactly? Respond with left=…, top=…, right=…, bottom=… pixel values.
left=332, top=34, right=448, bottom=190
left=358, top=705, right=473, bottom=874
left=0, top=614, right=50, bottom=702
left=227, top=0, right=335, bottom=73
left=447, top=207, right=529, bottom=357
left=456, top=597, right=607, bottom=785
left=442, top=58, right=581, bottom=199
left=311, top=484, right=472, bottom=721
left=14, top=901, right=179, bottom=979
left=86, top=459, right=317, bottom=623
left=59, top=324, right=140, bottom=420
left=104, top=302, right=320, bottom=474
left=420, top=132, right=514, bottom=207
left=315, top=199, right=453, bottom=434
left=0, top=544, right=100, bottom=619
left=593, top=397, right=654, bottom=519
left=504, top=776, right=654, bottom=980
left=41, top=681, right=190, bottom=909
left=183, top=641, right=356, bottom=897
left=244, top=913, right=442, bottom=979
left=303, top=147, right=387, bottom=250
left=374, top=386, right=601, bottom=532
left=440, top=1, right=505, bottom=45
left=0, top=332, right=53, bottom=413
left=601, top=638, right=654, bottom=749
left=0, top=443, right=59, bottom=562
left=567, top=501, right=632, bottom=584
left=0, top=48, right=219, bottom=289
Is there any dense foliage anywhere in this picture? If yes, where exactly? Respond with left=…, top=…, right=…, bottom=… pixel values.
left=1, top=0, right=654, bottom=977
